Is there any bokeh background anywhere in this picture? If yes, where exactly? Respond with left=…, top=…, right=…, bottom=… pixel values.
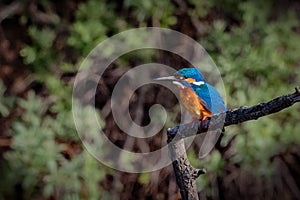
left=0, top=0, right=300, bottom=199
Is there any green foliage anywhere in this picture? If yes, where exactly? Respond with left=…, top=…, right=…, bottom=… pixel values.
left=138, top=173, right=151, bottom=185
left=1, top=90, right=109, bottom=199
left=187, top=0, right=214, bottom=18
left=20, top=26, right=57, bottom=71
left=67, top=0, right=127, bottom=55
left=124, top=0, right=177, bottom=27
left=0, top=81, right=15, bottom=117
left=6, top=3, right=111, bottom=195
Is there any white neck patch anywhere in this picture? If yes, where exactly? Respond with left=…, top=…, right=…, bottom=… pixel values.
left=193, top=81, right=205, bottom=86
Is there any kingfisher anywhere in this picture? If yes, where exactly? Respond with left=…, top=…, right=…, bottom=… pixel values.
left=155, top=68, right=226, bottom=124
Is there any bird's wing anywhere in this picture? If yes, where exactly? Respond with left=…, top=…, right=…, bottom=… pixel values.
left=192, top=83, right=226, bottom=114
left=199, top=98, right=210, bottom=111
left=192, top=83, right=212, bottom=111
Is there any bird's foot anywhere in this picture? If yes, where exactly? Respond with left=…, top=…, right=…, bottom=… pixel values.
left=200, top=116, right=207, bottom=127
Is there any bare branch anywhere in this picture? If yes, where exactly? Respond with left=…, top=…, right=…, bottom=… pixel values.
left=168, top=87, right=300, bottom=139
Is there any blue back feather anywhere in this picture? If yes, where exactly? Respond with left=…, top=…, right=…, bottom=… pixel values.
left=192, top=83, right=226, bottom=114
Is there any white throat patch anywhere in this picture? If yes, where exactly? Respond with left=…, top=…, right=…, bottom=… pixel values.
left=193, top=81, right=205, bottom=86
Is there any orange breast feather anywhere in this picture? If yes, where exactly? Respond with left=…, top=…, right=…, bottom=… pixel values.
left=179, top=87, right=212, bottom=119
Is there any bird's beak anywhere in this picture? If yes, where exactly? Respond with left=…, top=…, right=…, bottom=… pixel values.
left=154, top=75, right=186, bottom=88
left=153, top=76, right=178, bottom=81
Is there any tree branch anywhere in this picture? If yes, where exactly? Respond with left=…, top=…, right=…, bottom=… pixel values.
left=167, top=87, right=300, bottom=200
left=168, top=139, right=205, bottom=200
left=168, top=87, right=300, bottom=140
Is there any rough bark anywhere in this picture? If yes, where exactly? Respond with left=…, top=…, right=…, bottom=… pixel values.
left=168, top=139, right=205, bottom=200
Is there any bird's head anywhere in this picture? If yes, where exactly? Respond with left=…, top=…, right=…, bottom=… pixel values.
left=154, top=68, right=205, bottom=88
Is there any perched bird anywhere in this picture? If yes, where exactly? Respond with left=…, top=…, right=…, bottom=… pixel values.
left=155, top=68, right=226, bottom=124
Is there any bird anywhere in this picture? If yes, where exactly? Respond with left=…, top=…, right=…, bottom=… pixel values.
left=154, top=68, right=226, bottom=125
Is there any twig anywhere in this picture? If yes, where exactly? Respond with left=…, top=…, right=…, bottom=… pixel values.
left=0, top=1, right=26, bottom=23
